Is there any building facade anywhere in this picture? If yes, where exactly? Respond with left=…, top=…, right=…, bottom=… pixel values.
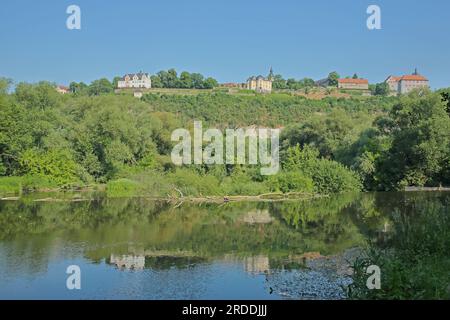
left=337, top=78, right=369, bottom=90
left=385, top=76, right=402, bottom=92
left=247, top=76, right=273, bottom=93
left=385, top=70, right=429, bottom=95
left=117, top=72, right=152, bottom=89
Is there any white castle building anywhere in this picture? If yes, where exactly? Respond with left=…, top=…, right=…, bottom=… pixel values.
left=117, top=72, right=152, bottom=89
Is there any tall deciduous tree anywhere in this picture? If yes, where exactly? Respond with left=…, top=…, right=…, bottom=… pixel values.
left=328, top=72, right=340, bottom=87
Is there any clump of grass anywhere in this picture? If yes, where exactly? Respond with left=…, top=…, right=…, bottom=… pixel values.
left=106, top=178, right=141, bottom=198
left=0, top=176, right=22, bottom=196
left=21, top=175, right=59, bottom=192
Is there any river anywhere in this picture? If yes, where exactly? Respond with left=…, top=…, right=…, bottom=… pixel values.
left=0, top=191, right=448, bottom=299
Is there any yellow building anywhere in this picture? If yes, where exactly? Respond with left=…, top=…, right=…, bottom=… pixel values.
left=246, top=68, right=273, bottom=93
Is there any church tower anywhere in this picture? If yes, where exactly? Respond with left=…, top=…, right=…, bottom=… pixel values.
left=268, top=67, right=274, bottom=80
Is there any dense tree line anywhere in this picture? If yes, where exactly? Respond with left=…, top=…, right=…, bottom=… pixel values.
left=67, top=69, right=219, bottom=96
left=272, top=74, right=316, bottom=90
left=150, top=69, right=218, bottom=89
left=281, top=89, right=450, bottom=190
left=1, top=78, right=449, bottom=196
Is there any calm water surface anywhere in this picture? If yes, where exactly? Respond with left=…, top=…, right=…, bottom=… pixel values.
left=0, top=192, right=448, bottom=300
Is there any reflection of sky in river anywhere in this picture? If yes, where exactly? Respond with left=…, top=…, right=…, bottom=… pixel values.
left=0, top=241, right=352, bottom=300
left=0, top=250, right=276, bottom=300
left=1, top=192, right=445, bottom=299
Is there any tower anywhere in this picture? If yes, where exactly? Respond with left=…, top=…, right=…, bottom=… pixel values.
left=268, top=67, right=274, bottom=80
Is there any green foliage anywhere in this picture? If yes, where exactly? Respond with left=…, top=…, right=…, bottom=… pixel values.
left=439, top=89, right=450, bottom=116
left=306, top=158, right=362, bottom=194
left=272, top=74, right=316, bottom=90
left=88, top=78, right=114, bottom=96
left=203, top=77, right=219, bottom=89
left=349, top=195, right=450, bottom=299
left=167, top=169, right=222, bottom=196
left=0, top=78, right=12, bottom=95
left=21, top=174, right=59, bottom=191
left=1, top=79, right=448, bottom=196
left=327, top=71, right=340, bottom=87
left=106, top=178, right=141, bottom=197
left=0, top=176, right=22, bottom=195
left=281, top=109, right=374, bottom=160
left=283, top=145, right=362, bottom=194
left=268, top=171, right=314, bottom=193
left=69, top=81, right=89, bottom=95
left=0, top=162, right=5, bottom=176
left=150, top=69, right=218, bottom=89
left=15, top=81, right=62, bottom=110
left=142, top=91, right=395, bottom=128
left=221, top=173, right=269, bottom=196
left=374, top=90, right=450, bottom=189
left=370, top=82, right=390, bottom=96
left=19, top=149, right=84, bottom=187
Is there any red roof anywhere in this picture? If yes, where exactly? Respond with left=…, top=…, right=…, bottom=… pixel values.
left=386, top=75, right=428, bottom=82
left=400, top=75, right=428, bottom=81
left=338, top=78, right=368, bottom=84
left=386, top=76, right=401, bottom=82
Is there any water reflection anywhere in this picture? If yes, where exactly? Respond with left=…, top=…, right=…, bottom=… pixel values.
left=0, top=191, right=448, bottom=299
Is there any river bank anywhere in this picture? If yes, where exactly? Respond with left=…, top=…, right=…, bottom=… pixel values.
left=1, top=190, right=324, bottom=203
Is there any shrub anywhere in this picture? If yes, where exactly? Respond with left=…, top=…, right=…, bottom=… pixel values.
left=268, top=171, right=314, bottom=193
left=306, top=159, right=362, bottom=194
left=283, top=145, right=362, bottom=194
left=106, top=178, right=141, bottom=198
left=19, top=149, right=84, bottom=186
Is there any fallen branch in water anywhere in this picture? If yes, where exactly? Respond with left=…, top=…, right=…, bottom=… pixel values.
left=2, top=191, right=324, bottom=203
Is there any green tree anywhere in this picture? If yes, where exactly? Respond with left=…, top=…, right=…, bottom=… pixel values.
left=203, top=77, right=218, bottom=89
left=15, top=82, right=61, bottom=110
left=69, top=82, right=88, bottom=95
left=440, top=90, right=450, bottom=116
left=376, top=90, right=450, bottom=189
left=179, top=72, right=193, bottom=89
left=372, top=82, right=389, bottom=96
left=88, top=78, right=114, bottom=96
left=283, top=145, right=361, bottom=194
left=0, top=78, right=12, bottom=95
left=166, top=69, right=178, bottom=88
left=272, top=74, right=287, bottom=89
left=302, top=78, right=316, bottom=87
left=19, top=148, right=85, bottom=186
left=112, top=76, right=122, bottom=89
left=327, top=72, right=340, bottom=87
left=286, top=78, right=299, bottom=90
left=191, top=73, right=205, bottom=89
left=150, top=75, right=163, bottom=88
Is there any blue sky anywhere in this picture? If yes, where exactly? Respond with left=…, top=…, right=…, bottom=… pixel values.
left=1, top=0, right=449, bottom=88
